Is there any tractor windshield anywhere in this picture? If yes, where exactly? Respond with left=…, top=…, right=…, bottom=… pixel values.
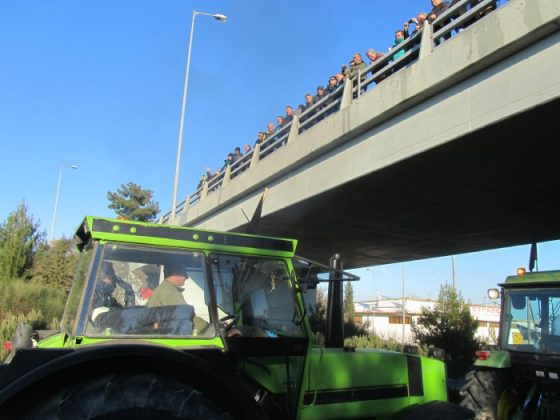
left=210, top=254, right=305, bottom=338
left=82, top=243, right=211, bottom=337
left=502, top=288, right=560, bottom=354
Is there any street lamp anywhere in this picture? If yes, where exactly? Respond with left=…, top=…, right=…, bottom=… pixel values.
left=366, top=268, right=375, bottom=301
left=171, top=10, right=228, bottom=222
left=366, top=268, right=376, bottom=332
left=50, top=164, right=78, bottom=242
left=402, top=263, right=406, bottom=342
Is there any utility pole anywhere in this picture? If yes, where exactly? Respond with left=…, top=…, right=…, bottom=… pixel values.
left=402, top=263, right=406, bottom=343
left=451, top=255, right=456, bottom=290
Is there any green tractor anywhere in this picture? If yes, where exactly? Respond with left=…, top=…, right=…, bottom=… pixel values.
left=0, top=216, right=465, bottom=418
left=460, top=268, right=560, bottom=419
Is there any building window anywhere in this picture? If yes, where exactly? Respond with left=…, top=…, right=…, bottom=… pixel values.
left=389, top=316, right=412, bottom=324
left=476, top=320, right=499, bottom=328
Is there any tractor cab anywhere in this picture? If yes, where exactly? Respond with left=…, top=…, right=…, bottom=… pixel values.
left=498, top=270, right=560, bottom=356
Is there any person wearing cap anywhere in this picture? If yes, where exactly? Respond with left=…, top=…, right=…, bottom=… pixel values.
left=148, top=264, right=209, bottom=334
left=147, top=264, right=189, bottom=307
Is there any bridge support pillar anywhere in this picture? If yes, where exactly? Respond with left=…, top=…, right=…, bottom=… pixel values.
left=287, top=115, right=299, bottom=145
left=251, top=143, right=261, bottom=167
left=201, top=181, right=209, bottom=200
left=419, top=23, right=434, bottom=59
left=340, top=79, right=353, bottom=110
left=223, top=165, right=232, bottom=187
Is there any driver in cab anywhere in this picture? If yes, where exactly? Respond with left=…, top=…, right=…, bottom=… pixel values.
left=148, top=264, right=208, bottom=334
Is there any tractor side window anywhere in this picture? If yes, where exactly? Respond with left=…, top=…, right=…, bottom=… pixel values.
left=210, top=254, right=304, bottom=337
left=83, top=244, right=210, bottom=337
left=61, top=246, right=94, bottom=337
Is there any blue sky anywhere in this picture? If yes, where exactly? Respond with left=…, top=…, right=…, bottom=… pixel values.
left=1, top=0, right=556, bottom=303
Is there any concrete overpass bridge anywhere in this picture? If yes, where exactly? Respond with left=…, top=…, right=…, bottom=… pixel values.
left=163, top=0, right=560, bottom=269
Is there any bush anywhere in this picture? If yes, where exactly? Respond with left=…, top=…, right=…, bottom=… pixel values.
left=0, top=279, right=66, bottom=361
left=0, top=309, right=44, bottom=361
left=345, top=334, right=428, bottom=355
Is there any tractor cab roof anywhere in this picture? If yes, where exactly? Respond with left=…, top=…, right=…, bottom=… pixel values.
left=500, top=270, right=560, bottom=288
left=74, top=216, right=297, bottom=258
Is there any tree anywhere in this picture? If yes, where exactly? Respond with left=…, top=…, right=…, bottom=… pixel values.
left=412, top=284, right=480, bottom=375
left=343, top=282, right=355, bottom=322
left=107, top=182, right=160, bottom=222
left=0, top=202, right=45, bottom=281
left=308, top=287, right=327, bottom=342
left=31, top=238, right=79, bottom=290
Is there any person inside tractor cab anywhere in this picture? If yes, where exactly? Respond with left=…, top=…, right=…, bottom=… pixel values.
left=93, top=261, right=135, bottom=309
left=148, top=264, right=209, bottom=334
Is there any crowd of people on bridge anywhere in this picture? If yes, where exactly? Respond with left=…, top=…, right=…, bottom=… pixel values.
left=194, top=0, right=499, bottom=196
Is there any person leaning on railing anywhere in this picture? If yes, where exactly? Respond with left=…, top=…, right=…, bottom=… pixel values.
left=391, top=30, right=407, bottom=61
left=282, top=105, right=294, bottom=127
left=366, top=48, right=386, bottom=85
left=429, top=0, right=452, bottom=43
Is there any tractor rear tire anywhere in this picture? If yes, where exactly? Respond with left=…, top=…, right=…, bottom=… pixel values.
left=26, top=371, right=232, bottom=420
left=459, top=368, right=508, bottom=420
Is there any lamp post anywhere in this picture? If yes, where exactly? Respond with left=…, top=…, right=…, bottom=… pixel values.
left=366, top=268, right=375, bottom=332
left=50, top=164, right=78, bottom=242
left=366, top=268, right=375, bottom=301
left=402, top=263, right=406, bottom=343
left=171, top=10, right=228, bottom=222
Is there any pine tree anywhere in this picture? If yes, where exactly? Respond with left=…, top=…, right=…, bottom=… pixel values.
left=309, top=287, right=327, bottom=338
left=31, top=238, right=79, bottom=290
left=0, top=202, right=45, bottom=281
left=412, top=284, right=480, bottom=374
left=343, top=282, right=355, bottom=322
left=107, top=182, right=160, bottom=222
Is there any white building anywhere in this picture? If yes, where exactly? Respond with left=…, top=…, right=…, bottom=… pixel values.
left=354, top=297, right=501, bottom=344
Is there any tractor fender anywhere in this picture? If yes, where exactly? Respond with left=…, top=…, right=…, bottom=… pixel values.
left=0, top=343, right=263, bottom=419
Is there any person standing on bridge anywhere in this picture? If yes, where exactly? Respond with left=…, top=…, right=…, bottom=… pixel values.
left=283, top=105, right=294, bottom=127
left=428, top=0, right=451, bottom=43
left=345, top=53, right=367, bottom=96
left=315, top=86, right=326, bottom=109
left=231, top=147, right=243, bottom=176
left=221, top=152, right=234, bottom=172
left=276, top=115, right=284, bottom=130
left=366, top=49, right=386, bottom=85
left=324, top=76, right=339, bottom=116
left=326, top=76, right=338, bottom=95
left=335, top=72, right=346, bottom=88
left=391, top=30, right=407, bottom=61
left=428, top=0, right=450, bottom=23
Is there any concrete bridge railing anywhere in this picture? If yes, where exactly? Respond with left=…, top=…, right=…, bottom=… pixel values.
left=161, top=0, right=556, bottom=226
